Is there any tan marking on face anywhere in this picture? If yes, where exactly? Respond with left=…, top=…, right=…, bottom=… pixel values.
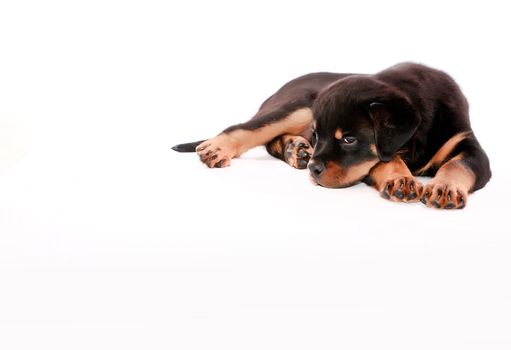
left=315, top=159, right=379, bottom=188
left=334, top=129, right=343, bottom=140
left=415, top=131, right=471, bottom=175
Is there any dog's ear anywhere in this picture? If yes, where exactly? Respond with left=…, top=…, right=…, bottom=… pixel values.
left=368, top=96, right=420, bottom=162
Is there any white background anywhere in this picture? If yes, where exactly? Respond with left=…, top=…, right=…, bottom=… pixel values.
left=1, top=0, right=510, bottom=349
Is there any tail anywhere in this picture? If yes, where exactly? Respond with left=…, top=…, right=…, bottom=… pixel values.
left=171, top=140, right=206, bottom=152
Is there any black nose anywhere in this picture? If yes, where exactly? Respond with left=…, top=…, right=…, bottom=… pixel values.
left=308, top=161, right=325, bottom=178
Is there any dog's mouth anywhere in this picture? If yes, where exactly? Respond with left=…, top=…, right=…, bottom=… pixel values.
left=309, top=176, right=361, bottom=189
left=308, top=159, right=379, bottom=188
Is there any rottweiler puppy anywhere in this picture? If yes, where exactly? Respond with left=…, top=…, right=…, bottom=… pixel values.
left=173, top=63, right=491, bottom=209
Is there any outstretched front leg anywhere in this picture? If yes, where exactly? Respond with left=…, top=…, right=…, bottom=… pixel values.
left=366, top=156, right=424, bottom=202
left=196, top=107, right=313, bottom=168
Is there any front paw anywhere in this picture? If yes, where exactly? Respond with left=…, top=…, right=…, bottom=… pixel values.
left=196, top=135, right=238, bottom=168
left=420, top=182, right=467, bottom=209
left=380, top=176, right=423, bottom=202
left=284, top=136, right=312, bottom=169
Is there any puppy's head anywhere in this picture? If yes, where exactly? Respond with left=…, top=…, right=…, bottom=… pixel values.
left=308, top=76, right=420, bottom=188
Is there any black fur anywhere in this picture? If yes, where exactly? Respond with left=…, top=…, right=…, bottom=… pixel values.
left=172, top=62, right=491, bottom=206
left=171, top=140, right=205, bottom=152
left=309, top=63, right=491, bottom=192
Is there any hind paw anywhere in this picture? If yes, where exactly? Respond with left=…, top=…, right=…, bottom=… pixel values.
left=284, top=136, right=312, bottom=169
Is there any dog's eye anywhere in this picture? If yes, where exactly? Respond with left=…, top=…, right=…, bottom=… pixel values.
left=312, top=131, right=318, bottom=146
left=340, top=136, right=356, bottom=145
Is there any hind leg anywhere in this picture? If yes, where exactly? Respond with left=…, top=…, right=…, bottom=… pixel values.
left=266, top=135, right=313, bottom=169
left=196, top=107, right=313, bottom=168
left=419, top=136, right=491, bottom=209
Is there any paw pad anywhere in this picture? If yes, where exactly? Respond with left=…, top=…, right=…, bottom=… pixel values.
left=284, top=137, right=312, bottom=169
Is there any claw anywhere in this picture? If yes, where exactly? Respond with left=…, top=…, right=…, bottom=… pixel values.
left=421, top=182, right=468, bottom=209
left=297, top=149, right=309, bottom=158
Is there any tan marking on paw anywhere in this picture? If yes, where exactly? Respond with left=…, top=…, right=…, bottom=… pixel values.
left=229, top=108, right=313, bottom=155
left=369, top=156, right=423, bottom=202
left=420, top=181, right=467, bottom=209
left=196, top=134, right=239, bottom=168
left=282, top=135, right=312, bottom=169
left=197, top=108, right=313, bottom=168
left=380, top=176, right=423, bottom=202
left=420, top=154, right=475, bottom=209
